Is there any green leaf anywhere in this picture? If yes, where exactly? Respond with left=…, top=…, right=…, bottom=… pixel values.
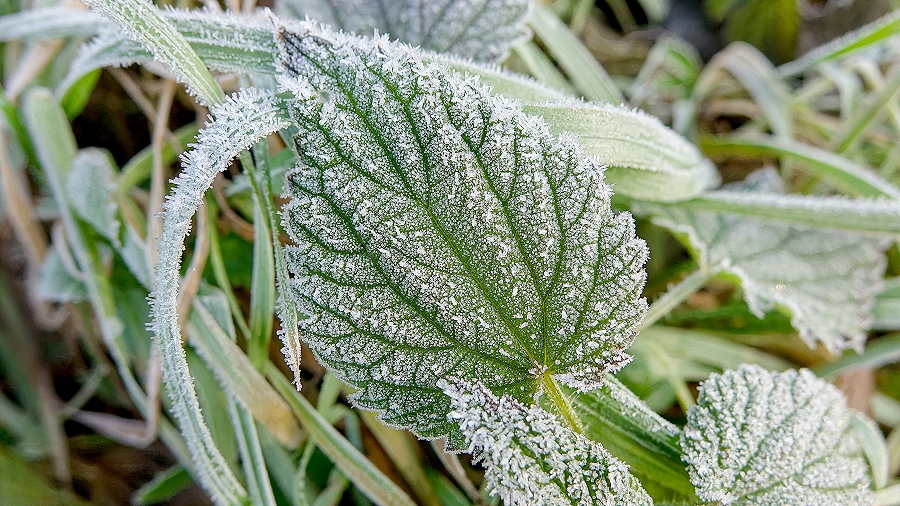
left=524, top=102, right=719, bottom=202
left=571, top=373, right=695, bottom=499
left=277, top=0, right=531, bottom=63
left=529, top=3, right=624, bottom=104
left=441, top=379, right=652, bottom=505
left=68, top=148, right=120, bottom=245
left=84, top=0, right=224, bottom=106
left=37, top=245, right=88, bottom=303
left=277, top=23, right=648, bottom=446
left=779, top=10, right=900, bottom=77
left=635, top=170, right=889, bottom=353
left=724, top=0, right=798, bottom=65
left=681, top=364, right=874, bottom=505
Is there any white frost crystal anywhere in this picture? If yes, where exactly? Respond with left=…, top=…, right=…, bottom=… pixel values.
left=276, top=22, right=647, bottom=446
left=442, top=379, right=652, bottom=505
left=276, top=0, right=531, bottom=63
left=681, top=364, right=874, bottom=505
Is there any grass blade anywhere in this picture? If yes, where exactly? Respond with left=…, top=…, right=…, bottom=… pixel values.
left=700, top=135, right=900, bottom=199
left=526, top=102, right=719, bottom=201
left=84, top=0, right=223, bottom=106
left=528, top=3, right=624, bottom=104
left=267, top=364, right=417, bottom=506
left=642, top=190, right=900, bottom=236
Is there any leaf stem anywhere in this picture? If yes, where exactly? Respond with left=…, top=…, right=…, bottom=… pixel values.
left=640, top=268, right=714, bottom=330
left=541, top=372, right=583, bottom=434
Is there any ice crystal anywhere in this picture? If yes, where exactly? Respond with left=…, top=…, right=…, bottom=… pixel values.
left=636, top=169, right=888, bottom=353
left=442, top=379, right=652, bottom=505
left=681, top=364, right=874, bottom=505
left=276, top=22, right=647, bottom=446
left=277, top=0, right=531, bottom=63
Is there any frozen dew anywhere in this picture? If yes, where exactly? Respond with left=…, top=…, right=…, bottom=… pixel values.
left=441, top=379, right=652, bottom=505
left=681, top=364, right=874, bottom=505
left=274, top=21, right=647, bottom=445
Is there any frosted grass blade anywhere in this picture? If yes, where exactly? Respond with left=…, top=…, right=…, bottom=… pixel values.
left=267, top=365, right=417, bottom=506
left=526, top=102, right=719, bottom=201
left=700, top=135, right=900, bottom=199
left=662, top=191, right=900, bottom=236
left=84, top=0, right=223, bottom=106
left=779, top=10, right=900, bottom=77
left=0, top=6, right=107, bottom=40
left=529, top=3, right=624, bottom=104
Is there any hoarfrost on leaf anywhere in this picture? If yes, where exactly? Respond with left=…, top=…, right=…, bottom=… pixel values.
left=276, top=0, right=531, bottom=63
left=441, top=379, right=652, bottom=505
left=635, top=169, right=888, bottom=353
left=681, top=364, right=874, bottom=506
left=276, top=21, right=647, bottom=446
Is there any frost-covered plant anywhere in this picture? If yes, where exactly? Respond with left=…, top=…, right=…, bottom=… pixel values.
left=15, top=0, right=896, bottom=504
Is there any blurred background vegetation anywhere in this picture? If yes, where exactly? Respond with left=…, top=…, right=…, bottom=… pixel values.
left=1, top=0, right=900, bottom=504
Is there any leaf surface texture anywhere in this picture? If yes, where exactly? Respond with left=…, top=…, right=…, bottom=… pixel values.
left=276, top=0, right=531, bottom=62
left=681, top=364, right=874, bottom=505
left=636, top=169, right=887, bottom=352
left=277, top=23, right=647, bottom=445
left=442, top=379, right=652, bottom=505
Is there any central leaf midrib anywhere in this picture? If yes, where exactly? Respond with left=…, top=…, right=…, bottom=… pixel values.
left=329, top=49, right=544, bottom=367
left=432, top=85, right=555, bottom=369
left=296, top=131, right=527, bottom=375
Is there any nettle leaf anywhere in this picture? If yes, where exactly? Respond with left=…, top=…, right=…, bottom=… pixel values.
left=681, top=364, right=874, bottom=505
left=276, top=22, right=648, bottom=446
left=636, top=169, right=888, bottom=353
left=441, top=379, right=652, bottom=505
left=276, top=0, right=531, bottom=63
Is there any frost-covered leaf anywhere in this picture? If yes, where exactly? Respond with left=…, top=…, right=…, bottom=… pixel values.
left=636, top=169, right=888, bottom=353
left=276, top=0, right=530, bottom=63
left=277, top=22, right=648, bottom=446
left=524, top=102, right=719, bottom=202
left=442, top=379, right=652, bottom=505
left=38, top=245, right=87, bottom=303
left=68, top=148, right=120, bottom=246
left=681, top=364, right=874, bottom=505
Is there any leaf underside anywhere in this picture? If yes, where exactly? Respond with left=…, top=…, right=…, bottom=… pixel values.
left=681, top=364, right=873, bottom=505
left=276, top=22, right=647, bottom=446
left=636, top=169, right=888, bottom=353
left=276, top=0, right=531, bottom=63
left=442, top=379, right=652, bottom=505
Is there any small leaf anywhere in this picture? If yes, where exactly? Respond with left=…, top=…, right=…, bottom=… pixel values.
left=636, top=169, right=889, bottom=353
left=37, top=246, right=87, bottom=303
left=681, top=364, right=874, bottom=505
left=277, top=22, right=648, bottom=446
left=68, top=148, right=120, bottom=245
left=441, top=379, right=652, bottom=506
left=276, top=0, right=531, bottom=63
